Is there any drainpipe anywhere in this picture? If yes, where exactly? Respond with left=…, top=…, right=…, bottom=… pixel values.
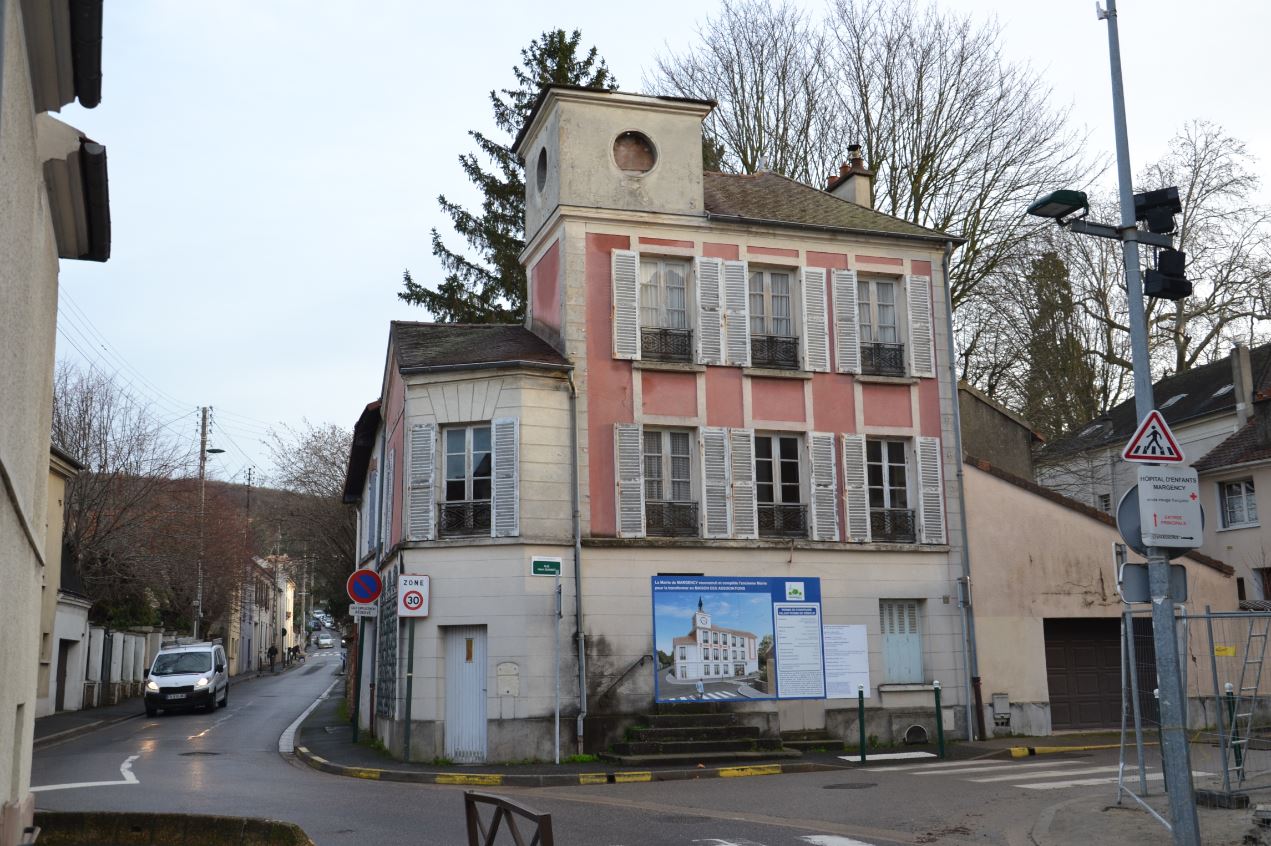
left=942, top=241, right=985, bottom=741
left=567, top=369, right=587, bottom=754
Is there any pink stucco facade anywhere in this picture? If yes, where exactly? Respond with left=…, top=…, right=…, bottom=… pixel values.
left=530, top=240, right=561, bottom=335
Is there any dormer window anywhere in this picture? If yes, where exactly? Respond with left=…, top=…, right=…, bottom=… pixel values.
left=614, top=131, right=656, bottom=174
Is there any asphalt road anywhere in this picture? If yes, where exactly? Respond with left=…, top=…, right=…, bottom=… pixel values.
left=31, top=656, right=1181, bottom=845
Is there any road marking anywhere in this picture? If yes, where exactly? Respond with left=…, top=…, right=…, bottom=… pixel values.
left=1020, top=770, right=1211, bottom=791
left=278, top=678, right=339, bottom=754
left=968, top=765, right=1120, bottom=783
left=188, top=713, right=234, bottom=740
left=719, top=764, right=782, bottom=778
left=31, top=754, right=139, bottom=793
left=912, top=761, right=1087, bottom=776
left=800, top=837, right=879, bottom=846
left=842, top=751, right=937, bottom=763
left=862, top=758, right=1009, bottom=772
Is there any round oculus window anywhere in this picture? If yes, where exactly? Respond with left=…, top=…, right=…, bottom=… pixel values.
left=535, top=147, right=548, bottom=192
left=613, top=131, right=656, bottom=174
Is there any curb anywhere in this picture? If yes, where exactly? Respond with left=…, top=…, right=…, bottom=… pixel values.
left=1007, top=742, right=1130, bottom=758
left=292, top=744, right=840, bottom=788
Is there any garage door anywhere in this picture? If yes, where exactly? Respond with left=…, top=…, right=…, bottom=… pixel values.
left=1044, top=618, right=1126, bottom=730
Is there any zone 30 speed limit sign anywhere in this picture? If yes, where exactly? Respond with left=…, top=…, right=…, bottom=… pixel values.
left=398, top=574, right=430, bottom=618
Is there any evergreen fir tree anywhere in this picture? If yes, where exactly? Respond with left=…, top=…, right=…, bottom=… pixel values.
left=400, top=30, right=617, bottom=322
left=1022, top=252, right=1101, bottom=440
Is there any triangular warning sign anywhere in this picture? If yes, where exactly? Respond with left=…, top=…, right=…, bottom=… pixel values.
left=1122, top=409, right=1185, bottom=463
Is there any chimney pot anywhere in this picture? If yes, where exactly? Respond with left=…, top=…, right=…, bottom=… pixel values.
left=839, top=162, right=851, bottom=178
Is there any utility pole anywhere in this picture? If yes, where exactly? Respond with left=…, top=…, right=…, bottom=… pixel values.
left=1098, top=3, right=1200, bottom=842
left=194, top=406, right=208, bottom=640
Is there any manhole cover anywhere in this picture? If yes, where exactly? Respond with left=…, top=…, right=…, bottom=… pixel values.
left=180, top=751, right=220, bottom=756
left=823, top=782, right=876, bottom=789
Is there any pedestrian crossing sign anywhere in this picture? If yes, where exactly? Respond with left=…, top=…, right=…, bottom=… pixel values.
left=1122, top=410, right=1185, bottom=463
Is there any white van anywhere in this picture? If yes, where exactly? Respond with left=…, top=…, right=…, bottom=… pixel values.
left=144, top=641, right=229, bottom=716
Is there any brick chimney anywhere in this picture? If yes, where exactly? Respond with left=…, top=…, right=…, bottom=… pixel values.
left=826, top=144, right=873, bottom=207
left=1232, top=343, right=1254, bottom=426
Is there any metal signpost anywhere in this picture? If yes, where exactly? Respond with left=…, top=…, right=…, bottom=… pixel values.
left=531, top=557, right=563, bottom=764
left=1099, top=3, right=1199, bottom=839
left=346, top=569, right=383, bottom=744
left=397, top=575, right=429, bottom=762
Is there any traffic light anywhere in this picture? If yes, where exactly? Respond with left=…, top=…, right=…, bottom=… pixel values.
left=1134, top=187, right=1182, bottom=234
left=1144, top=248, right=1191, bottom=300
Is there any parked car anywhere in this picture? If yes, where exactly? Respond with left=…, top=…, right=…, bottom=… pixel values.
left=144, top=641, right=229, bottom=716
left=317, top=634, right=334, bottom=648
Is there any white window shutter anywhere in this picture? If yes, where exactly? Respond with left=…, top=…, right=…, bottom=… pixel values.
left=833, top=269, right=861, bottom=374
left=729, top=428, right=758, bottom=539
left=612, top=250, right=641, bottom=360
left=383, top=448, right=395, bottom=546
left=407, top=424, right=435, bottom=541
left=695, top=257, right=724, bottom=366
left=917, top=436, right=945, bottom=544
left=842, top=434, right=870, bottom=542
left=807, top=432, right=839, bottom=541
left=700, top=428, right=731, bottom=538
left=907, top=275, right=935, bottom=378
left=722, top=260, right=751, bottom=367
left=614, top=423, right=645, bottom=538
left=491, top=417, right=520, bottom=537
left=800, top=268, right=830, bottom=373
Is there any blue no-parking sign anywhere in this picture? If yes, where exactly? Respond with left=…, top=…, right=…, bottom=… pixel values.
left=346, top=569, right=383, bottom=604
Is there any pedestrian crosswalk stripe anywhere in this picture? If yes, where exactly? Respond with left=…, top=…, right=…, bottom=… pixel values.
left=909, top=761, right=1068, bottom=775
left=862, top=758, right=1009, bottom=772
left=967, top=765, right=1120, bottom=783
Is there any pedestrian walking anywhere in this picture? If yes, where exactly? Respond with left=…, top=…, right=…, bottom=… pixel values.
left=267, top=643, right=278, bottom=673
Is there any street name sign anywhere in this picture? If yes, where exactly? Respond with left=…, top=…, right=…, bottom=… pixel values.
left=1122, top=409, right=1185, bottom=463
left=398, top=574, right=430, bottom=618
left=1136, top=465, right=1202, bottom=547
left=346, top=569, right=383, bottom=604
left=531, top=557, right=562, bottom=577
left=349, top=602, right=377, bottom=618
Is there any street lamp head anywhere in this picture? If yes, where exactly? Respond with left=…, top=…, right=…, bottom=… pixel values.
left=206, top=447, right=226, bottom=455
left=1026, top=189, right=1089, bottom=223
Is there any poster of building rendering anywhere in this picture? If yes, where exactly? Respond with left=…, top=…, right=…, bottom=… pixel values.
left=651, top=576, right=825, bottom=702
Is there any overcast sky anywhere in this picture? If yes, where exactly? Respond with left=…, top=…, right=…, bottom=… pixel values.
left=53, top=0, right=1271, bottom=484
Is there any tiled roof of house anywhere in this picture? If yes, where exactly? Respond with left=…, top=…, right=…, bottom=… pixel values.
left=1036, top=342, right=1271, bottom=462
left=1194, top=407, right=1271, bottom=471
left=703, top=171, right=960, bottom=243
left=390, top=322, right=569, bottom=371
left=966, top=454, right=1232, bottom=575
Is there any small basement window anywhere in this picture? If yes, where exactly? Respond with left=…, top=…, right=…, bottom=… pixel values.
left=614, top=131, right=656, bottom=174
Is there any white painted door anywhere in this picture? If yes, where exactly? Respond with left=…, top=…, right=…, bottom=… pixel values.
left=444, top=625, right=487, bottom=763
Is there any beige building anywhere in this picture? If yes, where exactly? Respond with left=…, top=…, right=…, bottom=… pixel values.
left=0, top=1, right=110, bottom=843
left=345, top=86, right=971, bottom=764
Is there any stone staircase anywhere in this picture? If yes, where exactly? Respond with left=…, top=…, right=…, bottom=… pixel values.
left=603, top=705, right=801, bottom=766
left=780, top=729, right=846, bottom=753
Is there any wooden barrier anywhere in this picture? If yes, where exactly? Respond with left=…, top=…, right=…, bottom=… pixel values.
left=464, top=791, right=554, bottom=846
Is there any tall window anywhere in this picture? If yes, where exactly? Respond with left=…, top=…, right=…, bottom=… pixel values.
left=858, top=278, right=904, bottom=376
left=756, top=434, right=806, bottom=537
left=1221, top=479, right=1258, bottom=528
left=440, top=425, right=491, bottom=536
left=640, top=259, right=691, bottom=361
left=749, top=270, right=795, bottom=337
left=644, top=429, right=696, bottom=536
left=867, top=440, right=914, bottom=542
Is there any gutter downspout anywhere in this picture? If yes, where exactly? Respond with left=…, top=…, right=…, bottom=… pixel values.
left=567, top=369, right=587, bottom=754
left=566, top=368, right=584, bottom=752
left=943, top=241, right=985, bottom=741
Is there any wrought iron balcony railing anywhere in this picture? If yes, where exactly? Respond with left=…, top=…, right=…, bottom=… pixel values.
left=750, top=334, right=800, bottom=370
left=641, top=327, right=693, bottom=362
left=758, top=503, right=808, bottom=538
left=439, top=500, right=491, bottom=537
left=870, top=507, right=916, bottom=543
left=861, top=342, right=906, bottom=377
left=645, top=500, right=699, bottom=537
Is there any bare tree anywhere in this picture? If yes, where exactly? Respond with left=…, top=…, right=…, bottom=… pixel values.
left=648, top=0, right=841, bottom=185
left=51, top=363, right=192, bottom=623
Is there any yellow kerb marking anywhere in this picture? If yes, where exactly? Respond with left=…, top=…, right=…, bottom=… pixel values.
left=613, top=771, right=653, bottom=783
left=436, top=773, right=503, bottom=786
left=348, top=768, right=382, bottom=779
left=719, top=764, right=782, bottom=778
left=578, top=773, right=609, bottom=784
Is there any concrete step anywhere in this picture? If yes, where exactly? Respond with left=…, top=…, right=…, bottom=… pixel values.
left=610, top=737, right=786, bottom=756
left=634, top=725, right=762, bottom=742
left=602, top=748, right=804, bottom=767
left=643, top=712, right=741, bottom=729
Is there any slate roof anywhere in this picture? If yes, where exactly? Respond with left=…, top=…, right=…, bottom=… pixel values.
left=703, top=171, right=960, bottom=243
left=1036, top=342, right=1271, bottom=462
left=390, top=322, right=569, bottom=371
left=1194, top=407, right=1271, bottom=472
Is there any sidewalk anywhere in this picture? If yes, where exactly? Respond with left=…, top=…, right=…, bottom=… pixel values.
left=293, top=707, right=1268, bottom=843
left=34, top=657, right=308, bottom=748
